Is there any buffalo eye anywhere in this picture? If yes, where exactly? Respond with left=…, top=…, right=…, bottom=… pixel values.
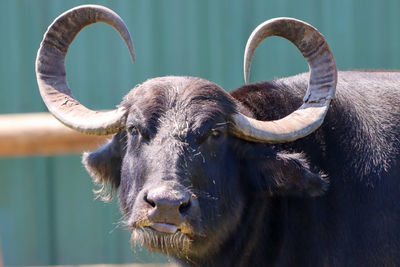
left=210, top=129, right=222, bottom=139
left=207, top=129, right=224, bottom=144
left=128, top=125, right=151, bottom=141
left=128, top=126, right=140, bottom=136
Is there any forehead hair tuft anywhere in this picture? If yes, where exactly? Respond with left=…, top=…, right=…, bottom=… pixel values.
left=120, top=76, right=237, bottom=130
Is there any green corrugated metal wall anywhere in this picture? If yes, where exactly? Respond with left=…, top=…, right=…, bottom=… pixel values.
left=0, top=0, right=399, bottom=265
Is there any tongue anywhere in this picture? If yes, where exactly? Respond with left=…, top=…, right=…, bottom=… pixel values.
left=150, top=223, right=178, bottom=234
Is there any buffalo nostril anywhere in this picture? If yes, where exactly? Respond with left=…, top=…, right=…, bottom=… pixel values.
left=179, top=199, right=191, bottom=214
left=144, top=194, right=156, bottom=208
left=145, top=188, right=192, bottom=216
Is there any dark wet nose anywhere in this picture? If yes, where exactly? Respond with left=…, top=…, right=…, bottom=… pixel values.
left=145, top=187, right=192, bottom=221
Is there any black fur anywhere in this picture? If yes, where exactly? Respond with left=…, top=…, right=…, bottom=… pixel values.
left=83, top=72, right=400, bottom=266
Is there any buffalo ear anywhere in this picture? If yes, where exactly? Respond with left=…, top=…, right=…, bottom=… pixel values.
left=82, top=132, right=125, bottom=201
left=249, top=151, right=329, bottom=197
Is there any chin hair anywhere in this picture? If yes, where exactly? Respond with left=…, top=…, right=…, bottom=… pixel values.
left=132, top=227, right=193, bottom=257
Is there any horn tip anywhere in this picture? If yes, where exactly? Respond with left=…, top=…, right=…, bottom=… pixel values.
left=129, top=48, right=135, bottom=63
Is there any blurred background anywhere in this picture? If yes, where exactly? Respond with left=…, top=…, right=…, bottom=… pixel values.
left=0, top=0, right=399, bottom=266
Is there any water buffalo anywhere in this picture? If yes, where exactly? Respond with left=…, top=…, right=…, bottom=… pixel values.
left=36, top=5, right=400, bottom=267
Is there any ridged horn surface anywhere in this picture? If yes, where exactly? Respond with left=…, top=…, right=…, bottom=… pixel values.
left=232, top=17, right=337, bottom=143
left=36, top=5, right=135, bottom=135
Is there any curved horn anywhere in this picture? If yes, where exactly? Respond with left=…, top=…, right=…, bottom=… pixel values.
left=232, top=17, right=337, bottom=143
left=35, top=5, right=135, bottom=135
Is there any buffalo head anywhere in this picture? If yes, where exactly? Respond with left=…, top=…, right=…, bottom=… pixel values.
left=36, top=5, right=336, bottom=263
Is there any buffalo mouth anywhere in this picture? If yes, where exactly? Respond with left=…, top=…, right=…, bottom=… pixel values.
left=131, top=222, right=195, bottom=255
left=149, top=222, right=179, bottom=234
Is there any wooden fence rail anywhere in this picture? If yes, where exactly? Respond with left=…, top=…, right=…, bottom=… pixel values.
left=0, top=113, right=110, bottom=156
left=30, top=265, right=177, bottom=267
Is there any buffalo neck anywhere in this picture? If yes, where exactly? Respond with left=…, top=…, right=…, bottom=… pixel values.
left=175, top=194, right=286, bottom=267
